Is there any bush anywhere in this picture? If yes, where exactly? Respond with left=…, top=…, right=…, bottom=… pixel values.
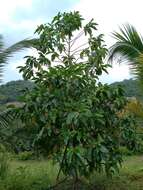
left=119, top=146, right=133, bottom=156
left=133, top=138, right=143, bottom=154
left=17, top=151, right=33, bottom=161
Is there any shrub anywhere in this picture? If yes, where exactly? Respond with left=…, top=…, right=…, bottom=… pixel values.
left=119, top=146, right=133, bottom=156
left=17, top=151, right=33, bottom=161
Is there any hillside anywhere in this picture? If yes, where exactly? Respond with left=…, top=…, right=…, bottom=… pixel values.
left=111, top=79, right=143, bottom=101
left=0, top=80, right=34, bottom=104
left=0, top=79, right=142, bottom=104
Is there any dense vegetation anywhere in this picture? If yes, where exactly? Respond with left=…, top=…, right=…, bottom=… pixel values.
left=0, top=78, right=142, bottom=105
left=0, top=156, right=142, bottom=190
left=0, top=80, right=34, bottom=104
left=111, top=79, right=143, bottom=101
left=0, top=11, right=143, bottom=190
left=13, top=12, right=139, bottom=190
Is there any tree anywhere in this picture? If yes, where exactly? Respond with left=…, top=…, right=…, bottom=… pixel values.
left=18, top=12, right=137, bottom=185
left=111, top=79, right=143, bottom=100
left=0, top=80, right=34, bottom=104
left=108, top=24, right=143, bottom=86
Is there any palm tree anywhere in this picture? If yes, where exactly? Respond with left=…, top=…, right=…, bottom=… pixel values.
left=108, top=24, right=143, bottom=85
left=0, top=35, right=37, bottom=126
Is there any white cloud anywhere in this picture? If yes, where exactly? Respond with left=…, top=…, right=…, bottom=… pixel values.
left=1, top=0, right=81, bottom=82
left=2, top=0, right=142, bottom=83
left=9, top=19, right=43, bottom=34
left=100, top=64, right=131, bottom=84
left=73, top=0, right=143, bottom=82
left=0, top=0, right=33, bottom=31
left=8, top=48, right=38, bottom=70
left=74, top=0, right=143, bottom=39
left=3, top=48, right=38, bottom=82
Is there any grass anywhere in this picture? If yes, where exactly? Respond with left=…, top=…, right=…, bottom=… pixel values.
left=10, top=159, right=59, bottom=183
left=0, top=158, right=59, bottom=190
left=89, top=156, right=143, bottom=190
left=0, top=155, right=143, bottom=189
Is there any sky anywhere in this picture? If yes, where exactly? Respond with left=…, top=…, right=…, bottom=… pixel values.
left=1, top=0, right=143, bottom=83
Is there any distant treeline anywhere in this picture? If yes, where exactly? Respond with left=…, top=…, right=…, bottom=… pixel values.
left=111, top=79, right=143, bottom=101
left=0, top=80, right=34, bottom=104
left=0, top=78, right=142, bottom=104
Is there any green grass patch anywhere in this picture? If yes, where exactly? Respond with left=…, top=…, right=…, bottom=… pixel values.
left=0, top=155, right=143, bottom=189
left=88, top=156, right=143, bottom=190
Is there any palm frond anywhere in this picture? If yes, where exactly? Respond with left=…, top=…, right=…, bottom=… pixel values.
left=0, top=108, right=19, bottom=127
left=0, top=38, right=38, bottom=82
left=108, top=24, right=143, bottom=64
left=131, top=53, right=143, bottom=88
left=108, top=24, right=143, bottom=90
left=109, top=41, right=139, bottom=63
left=0, top=36, right=5, bottom=83
left=3, top=38, right=38, bottom=57
left=0, top=37, right=38, bottom=126
left=0, top=106, right=11, bottom=128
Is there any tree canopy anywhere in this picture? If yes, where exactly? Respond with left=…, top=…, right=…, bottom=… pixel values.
left=17, top=12, right=137, bottom=182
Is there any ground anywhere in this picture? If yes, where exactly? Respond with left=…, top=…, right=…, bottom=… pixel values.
left=1, top=155, right=143, bottom=190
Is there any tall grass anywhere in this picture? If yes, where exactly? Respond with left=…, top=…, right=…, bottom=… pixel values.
left=0, top=152, right=9, bottom=179
left=0, top=159, right=59, bottom=190
left=0, top=144, right=9, bottom=180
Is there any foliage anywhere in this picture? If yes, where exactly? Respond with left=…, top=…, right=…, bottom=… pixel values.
left=0, top=78, right=143, bottom=105
left=0, top=34, right=37, bottom=128
left=0, top=156, right=142, bottom=190
left=111, top=79, right=143, bottom=101
left=0, top=145, right=9, bottom=179
left=0, top=153, right=9, bottom=180
left=118, top=99, right=143, bottom=154
left=0, top=80, right=34, bottom=104
left=0, top=105, right=14, bottom=130
left=119, top=146, right=133, bottom=156
left=0, top=36, right=37, bottom=82
left=124, top=99, right=143, bottom=118
left=18, top=11, right=137, bottom=180
left=17, top=151, right=34, bottom=161
left=0, top=166, right=51, bottom=190
left=0, top=109, right=14, bottom=128
left=0, top=118, right=37, bottom=153
left=108, top=24, right=143, bottom=88
left=0, top=78, right=142, bottom=105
